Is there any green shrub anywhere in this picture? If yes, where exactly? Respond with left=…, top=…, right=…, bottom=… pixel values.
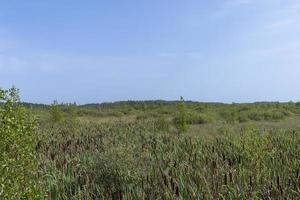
left=186, top=112, right=215, bottom=124
left=173, top=97, right=188, bottom=133
left=65, top=103, right=79, bottom=125
left=0, top=87, right=42, bottom=199
left=237, top=113, right=250, bottom=123
left=154, top=116, right=170, bottom=131
left=50, top=100, right=64, bottom=123
left=220, top=110, right=238, bottom=123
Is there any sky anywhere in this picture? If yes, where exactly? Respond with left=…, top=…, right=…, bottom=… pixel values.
left=1, top=0, right=300, bottom=104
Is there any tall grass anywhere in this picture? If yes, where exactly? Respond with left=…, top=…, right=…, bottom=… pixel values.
left=38, top=120, right=300, bottom=199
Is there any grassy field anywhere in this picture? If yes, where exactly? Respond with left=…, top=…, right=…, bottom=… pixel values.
left=2, top=93, right=300, bottom=199
left=33, top=101, right=300, bottom=199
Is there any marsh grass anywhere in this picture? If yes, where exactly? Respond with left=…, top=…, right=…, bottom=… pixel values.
left=38, top=119, right=300, bottom=199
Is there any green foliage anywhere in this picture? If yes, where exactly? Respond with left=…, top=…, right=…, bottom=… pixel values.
left=219, top=106, right=292, bottom=123
left=186, top=112, right=215, bottom=124
left=154, top=116, right=170, bottom=132
left=173, top=97, right=189, bottom=134
left=65, top=103, right=79, bottom=125
left=50, top=100, right=64, bottom=123
left=0, top=87, right=42, bottom=199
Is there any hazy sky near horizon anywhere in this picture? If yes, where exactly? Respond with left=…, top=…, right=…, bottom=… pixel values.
left=1, top=0, right=300, bottom=104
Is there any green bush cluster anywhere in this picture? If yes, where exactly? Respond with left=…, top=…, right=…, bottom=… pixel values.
left=173, top=97, right=189, bottom=134
left=154, top=116, right=170, bottom=132
left=186, top=112, right=215, bottom=124
left=0, top=87, right=42, bottom=199
left=220, top=108, right=291, bottom=123
left=50, top=100, right=64, bottom=123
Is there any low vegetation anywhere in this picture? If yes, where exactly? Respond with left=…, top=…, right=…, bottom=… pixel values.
left=2, top=87, right=300, bottom=199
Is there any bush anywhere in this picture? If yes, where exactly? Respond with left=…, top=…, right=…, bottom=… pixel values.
left=154, top=116, right=170, bottom=131
left=173, top=97, right=188, bottom=134
left=50, top=100, right=64, bottom=123
left=62, top=104, right=80, bottom=130
left=237, top=113, right=250, bottom=123
left=186, top=112, right=215, bottom=124
left=0, top=87, right=42, bottom=199
left=220, top=110, right=238, bottom=123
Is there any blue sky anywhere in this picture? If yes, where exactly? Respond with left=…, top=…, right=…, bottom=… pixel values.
left=1, top=0, right=300, bottom=104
